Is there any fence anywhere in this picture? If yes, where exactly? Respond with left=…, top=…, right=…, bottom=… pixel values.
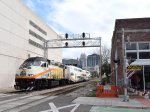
left=96, top=85, right=118, bottom=97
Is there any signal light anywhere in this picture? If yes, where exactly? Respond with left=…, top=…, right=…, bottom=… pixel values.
left=65, top=42, right=68, bottom=47
left=65, top=33, right=68, bottom=39
left=82, top=32, right=85, bottom=38
left=82, top=41, right=85, bottom=46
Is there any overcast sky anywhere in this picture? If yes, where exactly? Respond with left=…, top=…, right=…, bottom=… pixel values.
left=23, top=0, right=150, bottom=59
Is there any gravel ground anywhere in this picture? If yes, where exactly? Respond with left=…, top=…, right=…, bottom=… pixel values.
left=66, top=81, right=97, bottom=97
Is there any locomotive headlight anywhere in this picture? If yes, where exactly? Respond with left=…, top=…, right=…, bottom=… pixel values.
left=28, top=74, right=33, bottom=76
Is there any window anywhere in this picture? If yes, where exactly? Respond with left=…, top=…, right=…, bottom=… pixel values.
left=126, top=43, right=137, bottom=50
left=139, top=52, right=150, bottom=59
left=126, top=42, right=150, bottom=60
left=139, top=43, right=149, bottom=50
left=126, top=52, right=137, bottom=59
left=41, top=63, right=47, bottom=67
left=29, top=39, right=44, bottom=49
left=29, top=30, right=46, bottom=42
left=29, top=20, right=47, bottom=35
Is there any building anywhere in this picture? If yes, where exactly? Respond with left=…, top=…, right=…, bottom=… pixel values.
left=86, top=53, right=100, bottom=73
left=87, top=53, right=100, bottom=67
left=0, top=0, right=62, bottom=88
left=111, top=18, right=150, bottom=93
left=79, top=53, right=87, bottom=69
left=62, top=58, right=79, bottom=66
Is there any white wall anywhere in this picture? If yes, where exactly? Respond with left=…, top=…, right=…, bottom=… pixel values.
left=0, top=0, right=62, bottom=88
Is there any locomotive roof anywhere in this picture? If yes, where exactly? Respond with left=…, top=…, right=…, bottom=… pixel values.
left=25, top=57, right=48, bottom=62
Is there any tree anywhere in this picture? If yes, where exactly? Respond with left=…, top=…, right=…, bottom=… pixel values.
left=101, top=45, right=111, bottom=64
left=93, top=45, right=111, bottom=65
left=94, top=45, right=111, bottom=83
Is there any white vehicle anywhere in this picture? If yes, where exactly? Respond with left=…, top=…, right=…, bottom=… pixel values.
left=65, top=65, right=84, bottom=82
left=82, top=70, right=91, bottom=81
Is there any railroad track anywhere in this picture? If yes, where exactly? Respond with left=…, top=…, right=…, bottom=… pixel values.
left=0, top=80, right=95, bottom=112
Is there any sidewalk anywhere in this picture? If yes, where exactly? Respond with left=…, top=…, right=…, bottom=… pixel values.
left=73, top=97, right=150, bottom=109
left=0, top=87, right=16, bottom=93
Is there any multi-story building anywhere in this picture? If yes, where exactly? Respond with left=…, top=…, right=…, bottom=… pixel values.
left=87, top=53, right=100, bottom=67
left=0, top=0, right=61, bottom=88
left=79, top=53, right=87, bottom=69
left=86, top=53, right=100, bottom=73
left=62, top=58, right=79, bottom=66
left=111, top=18, right=150, bottom=94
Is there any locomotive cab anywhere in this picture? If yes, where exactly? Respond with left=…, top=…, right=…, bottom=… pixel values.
left=15, top=57, right=50, bottom=90
left=14, top=57, right=66, bottom=90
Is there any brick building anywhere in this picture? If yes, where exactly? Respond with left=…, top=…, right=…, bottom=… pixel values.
left=111, top=18, right=150, bottom=94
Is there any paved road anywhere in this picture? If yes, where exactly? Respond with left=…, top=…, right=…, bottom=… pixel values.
left=0, top=93, right=149, bottom=112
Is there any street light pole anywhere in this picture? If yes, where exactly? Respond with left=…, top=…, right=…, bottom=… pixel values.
left=122, top=28, right=129, bottom=102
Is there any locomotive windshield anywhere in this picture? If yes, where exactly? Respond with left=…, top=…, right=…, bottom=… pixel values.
left=19, top=57, right=49, bottom=68
left=20, top=60, right=41, bottom=68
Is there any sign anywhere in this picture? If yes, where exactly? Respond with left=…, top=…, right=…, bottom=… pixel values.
left=104, top=85, right=111, bottom=90
left=127, top=65, right=142, bottom=71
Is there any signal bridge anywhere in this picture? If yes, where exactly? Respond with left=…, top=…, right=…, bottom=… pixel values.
left=43, top=32, right=102, bottom=80
left=45, top=33, right=101, bottom=49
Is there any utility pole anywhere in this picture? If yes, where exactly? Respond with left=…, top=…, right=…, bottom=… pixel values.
left=99, top=37, right=102, bottom=81
left=122, top=28, right=129, bottom=102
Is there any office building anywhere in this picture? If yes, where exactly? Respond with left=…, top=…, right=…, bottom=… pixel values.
left=62, top=58, right=79, bottom=66
left=0, top=0, right=61, bottom=88
left=87, top=53, right=100, bottom=67
left=79, top=53, right=87, bottom=69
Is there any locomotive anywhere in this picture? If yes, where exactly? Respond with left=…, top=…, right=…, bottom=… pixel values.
left=14, top=57, right=90, bottom=90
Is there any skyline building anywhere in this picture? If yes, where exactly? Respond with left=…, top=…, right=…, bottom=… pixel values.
left=79, top=53, right=87, bottom=69
left=87, top=53, right=100, bottom=67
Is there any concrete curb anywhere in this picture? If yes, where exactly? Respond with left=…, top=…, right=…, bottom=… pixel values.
left=91, top=105, right=150, bottom=109
left=128, top=87, right=150, bottom=99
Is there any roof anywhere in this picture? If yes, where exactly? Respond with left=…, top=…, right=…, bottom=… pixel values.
left=130, top=60, right=150, bottom=66
left=25, top=57, right=48, bottom=62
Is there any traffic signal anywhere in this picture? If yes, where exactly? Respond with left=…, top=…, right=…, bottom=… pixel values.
left=65, top=42, right=68, bottom=47
left=82, top=32, right=85, bottom=38
left=65, top=33, right=68, bottom=39
left=82, top=41, right=85, bottom=46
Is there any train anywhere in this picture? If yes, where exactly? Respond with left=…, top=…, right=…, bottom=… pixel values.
left=14, top=57, right=91, bottom=90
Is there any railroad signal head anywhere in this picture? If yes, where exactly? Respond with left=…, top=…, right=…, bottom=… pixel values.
left=65, top=33, right=68, bottom=39
left=65, top=42, right=68, bottom=47
left=82, top=41, right=85, bottom=46
left=82, top=32, right=85, bottom=38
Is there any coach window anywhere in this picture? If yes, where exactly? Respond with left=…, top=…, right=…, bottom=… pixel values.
left=139, top=43, right=149, bottom=50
